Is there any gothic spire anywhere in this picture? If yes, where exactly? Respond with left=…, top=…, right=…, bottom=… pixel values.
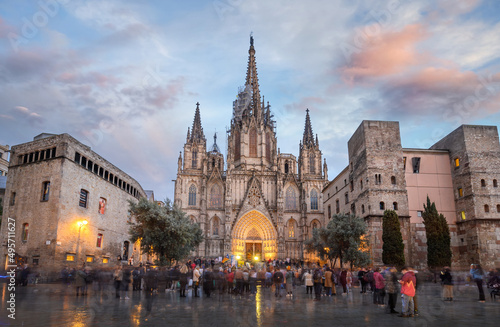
left=302, top=109, right=315, bottom=147
left=190, top=102, right=205, bottom=143
left=245, top=34, right=262, bottom=119
left=210, top=131, right=220, bottom=153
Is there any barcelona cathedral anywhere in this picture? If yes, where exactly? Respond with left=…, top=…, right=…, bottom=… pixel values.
left=174, top=36, right=327, bottom=261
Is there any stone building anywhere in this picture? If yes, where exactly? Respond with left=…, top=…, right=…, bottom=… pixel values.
left=0, top=133, right=146, bottom=273
left=324, top=121, right=500, bottom=270
left=174, top=36, right=327, bottom=261
left=0, top=144, right=8, bottom=208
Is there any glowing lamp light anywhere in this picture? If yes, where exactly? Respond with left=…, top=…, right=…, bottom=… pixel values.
left=236, top=255, right=241, bottom=260
left=254, top=256, right=259, bottom=261
left=78, top=220, right=88, bottom=227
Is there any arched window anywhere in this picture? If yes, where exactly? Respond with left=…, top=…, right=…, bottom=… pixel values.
left=484, top=204, right=489, bottom=213
left=380, top=201, right=385, bottom=210
left=234, top=130, right=241, bottom=161
left=309, top=153, right=315, bottom=173
left=192, top=150, right=197, bottom=168
left=212, top=216, right=220, bottom=236
left=249, top=128, right=257, bottom=157
left=393, top=202, right=398, bottom=210
left=285, top=187, right=296, bottom=210
left=310, top=189, right=318, bottom=210
left=266, top=132, right=271, bottom=161
left=361, top=204, right=365, bottom=214
left=122, top=241, right=130, bottom=261
left=288, top=219, right=296, bottom=238
left=391, top=176, right=396, bottom=185
left=209, top=184, right=222, bottom=208
left=22, top=223, right=29, bottom=242
left=493, top=179, right=498, bottom=188
left=188, top=185, right=197, bottom=206
left=312, top=221, right=319, bottom=230
left=284, top=161, right=289, bottom=174
left=497, top=204, right=500, bottom=213
left=481, top=179, right=486, bottom=187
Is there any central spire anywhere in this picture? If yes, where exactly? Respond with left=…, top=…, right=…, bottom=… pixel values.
left=190, top=102, right=205, bottom=143
left=302, top=109, right=316, bottom=147
left=245, top=34, right=262, bottom=119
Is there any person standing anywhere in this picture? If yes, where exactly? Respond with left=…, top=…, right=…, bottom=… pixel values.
left=285, top=266, right=294, bottom=297
left=193, top=265, right=201, bottom=297
left=324, top=268, right=333, bottom=297
left=358, top=268, right=367, bottom=293
left=203, top=267, right=214, bottom=298
left=313, top=268, right=323, bottom=301
left=75, top=266, right=87, bottom=296
left=373, top=267, right=386, bottom=306
left=385, top=267, right=399, bottom=314
left=470, top=264, right=486, bottom=302
left=121, top=266, right=131, bottom=300
left=303, top=270, right=313, bottom=295
left=440, top=267, right=453, bottom=301
left=179, top=265, right=188, bottom=297
left=399, top=267, right=416, bottom=318
left=113, top=266, right=122, bottom=298
left=340, top=269, right=348, bottom=294
left=273, top=267, right=284, bottom=298
left=132, top=266, right=142, bottom=291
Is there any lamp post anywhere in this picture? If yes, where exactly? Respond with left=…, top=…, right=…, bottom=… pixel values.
left=76, top=220, right=88, bottom=267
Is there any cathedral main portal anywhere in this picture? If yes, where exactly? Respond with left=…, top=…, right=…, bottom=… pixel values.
left=231, top=210, right=277, bottom=260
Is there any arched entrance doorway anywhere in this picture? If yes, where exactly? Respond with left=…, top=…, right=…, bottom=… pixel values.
left=232, top=210, right=277, bottom=261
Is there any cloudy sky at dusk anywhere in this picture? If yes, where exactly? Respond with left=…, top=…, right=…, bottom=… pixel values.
left=1, top=0, right=500, bottom=200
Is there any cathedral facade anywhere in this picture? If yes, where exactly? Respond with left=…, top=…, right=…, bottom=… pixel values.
left=174, top=37, right=327, bottom=261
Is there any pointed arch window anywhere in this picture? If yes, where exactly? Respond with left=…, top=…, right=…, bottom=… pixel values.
left=188, top=185, right=197, bottom=206
left=212, top=216, right=220, bottom=236
left=266, top=132, right=271, bottom=161
left=310, top=189, right=318, bottom=210
left=288, top=219, right=296, bottom=238
left=309, top=153, right=315, bottom=174
left=234, top=130, right=241, bottom=161
left=209, top=184, right=222, bottom=208
left=22, top=223, right=29, bottom=242
left=192, top=150, right=197, bottom=168
left=249, top=128, right=257, bottom=157
left=285, top=187, right=297, bottom=210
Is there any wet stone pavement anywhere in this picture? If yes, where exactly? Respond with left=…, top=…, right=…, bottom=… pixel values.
left=0, top=282, right=498, bottom=327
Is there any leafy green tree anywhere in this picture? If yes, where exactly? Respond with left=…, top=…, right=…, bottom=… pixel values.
left=382, top=209, right=405, bottom=267
left=422, top=196, right=452, bottom=269
left=305, top=213, right=370, bottom=268
left=129, top=198, right=203, bottom=265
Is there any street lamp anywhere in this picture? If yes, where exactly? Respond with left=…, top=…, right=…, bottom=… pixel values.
left=236, top=255, right=241, bottom=260
left=78, top=220, right=88, bottom=228
left=254, top=256, right=259, bottom=261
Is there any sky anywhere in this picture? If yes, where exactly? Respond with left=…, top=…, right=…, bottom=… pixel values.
left=1, top=0, right=500, bottom=201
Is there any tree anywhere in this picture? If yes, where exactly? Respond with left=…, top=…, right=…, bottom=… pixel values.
left=422, top=196, right=452, bottom=269
left=304, top=213, right=370, bottom=268
left=129, top=198, right=203, bottom=265
left=382, top=209, right=405, bottom=267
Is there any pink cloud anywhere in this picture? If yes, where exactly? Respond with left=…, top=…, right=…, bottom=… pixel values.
left=341, top=24, right=428, bottom=84
left=0, top=17, right=15, bottom=38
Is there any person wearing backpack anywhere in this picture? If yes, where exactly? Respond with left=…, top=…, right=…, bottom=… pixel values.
left=364, top=268, right=374, bottom=292
left=273, top=267, right=284, bottom=298
left=313, top=268, right=323, bottom=301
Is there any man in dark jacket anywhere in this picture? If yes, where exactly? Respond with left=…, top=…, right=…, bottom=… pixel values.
left=440, top=267, right=453, bottom=301
left=273, top=268, right=284, bottom=298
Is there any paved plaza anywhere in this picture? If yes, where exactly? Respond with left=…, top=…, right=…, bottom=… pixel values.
left=0, top=281, right=498, bottom=326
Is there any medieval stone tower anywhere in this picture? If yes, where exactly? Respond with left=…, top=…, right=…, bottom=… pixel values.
left=174, top=36, right=327, bottom=260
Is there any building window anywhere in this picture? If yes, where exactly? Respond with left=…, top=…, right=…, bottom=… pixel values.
left=328, top=205, right=331, bottom=219
left=66, top=254, right=75, bottom=262
left=484, top=204, right=490, bottom=213
left=188, top=185, right=197, bottom=206
left=361, top=204, right=365, bottom=214
left=249, top=128, right=257, bottom=157
left=497, top=204, right=500, bottom=213
left=266, top=132, right=271, bottom=161
left=336, top=199, right=340, bottom=214
left=375, top=174, right=381, bottom=185
left=494, top=179, right=498, bottom=188
left=312, top=221, right=318, bottom=230
left=350, top=180, right=354, bottom=192
left=344, top=192, right=349, bottom=204
left=412, top=157, right=421, bottom=173
left=96, top=233, right=103, bottom=248
left=309, top=153, right=315, bottom=174
left=360, top=179, right=363, bottom=190
left=285, top=187, right=297, bottom=210
left=79, top=189, right=89, bottom=208
left=417, top=210, right=423, bottom=217
left=22, top=223, right=29, bottom=242
left=391, top=176, right=396, bottom=185
left=393, top=202, right=398, bottom=210
left=10, top=192, right=16, bottom=206
left=284, top=161, right=289, bottom=174
left=379, top=202, right=385, bottom=210
left=102, top=257, right=109, bottom=264
left=458, top=188, right=463, bottom=197
left=234, top=130, right=241, bottom=161
left=98, top=197, right=107, bottom=214
left=212, top=216, right=220, bottom=236
left=192, top=150, right=197, bottom=169
left=460, top=211, right=466, bottom=220
left=209, top=184, right=223, bottom=208
left=86, top=256, right=94, bottom=263
left=481, top=179, right=486, bottom=187
left=351, top=203, right=356, bottom=215
left=310, top=189, right=318, bottom=210
left=454, top=158, right=460, bottom=167
left=288, top=219, right=295, bottom=238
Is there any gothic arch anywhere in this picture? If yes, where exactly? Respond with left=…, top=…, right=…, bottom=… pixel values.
left=285, top=185, right=298, bottom=210
left=287, top=218, right=297, bottom=239
left=231, top=210, right=277, bottom=260
left=208, top=183, right=223, bottom=208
